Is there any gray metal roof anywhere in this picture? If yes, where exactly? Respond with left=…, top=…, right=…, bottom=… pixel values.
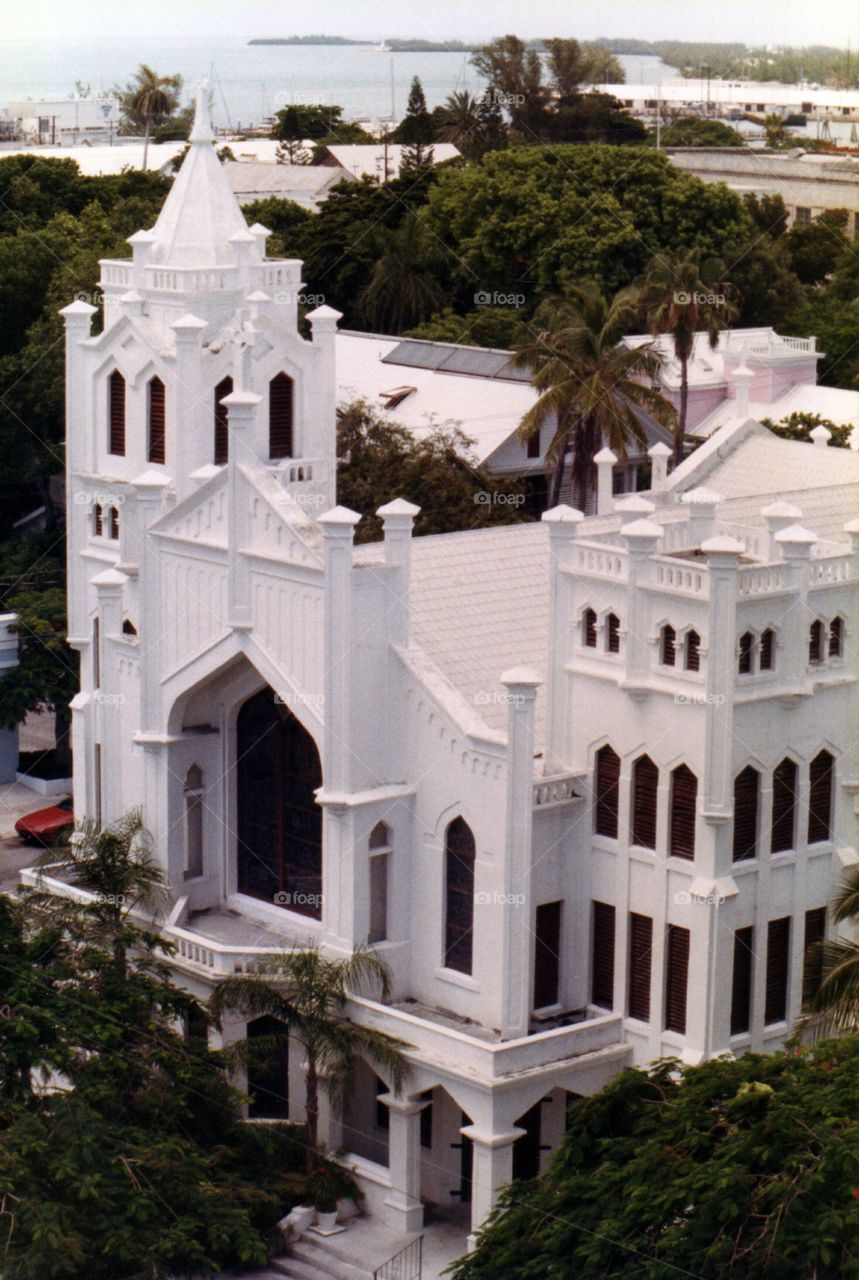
left=380, top=338, right=533, bottom=383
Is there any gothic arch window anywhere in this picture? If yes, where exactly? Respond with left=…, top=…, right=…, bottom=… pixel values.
left=684, top=630, right=701, bottom=672
left=109, top=506, right=120, bottom=540
left=660, top=624, right=676, bottom=667
left=444, top=817, right=475, bottom=974
left=582, top=608, right=597, bottom=648
left=771, top=757, right=798, bottom=853
left=732, top=765, right=760, bottom=862
left=606, top=613, right=621, bottom=654
left=108, top=369, right=125, bottom=456
left=269, top=372, right=294, bottom=461
left=236, top=687, right=323, bottom=917
left=738, top=631, right=755, bottom=675
left=122, top=619, right=137, bottom=637
left=214, top=375, right=233, bottom=465
left=808, top=750, right=834, bottom=845
left=808, top=619, right=824, bottom=664
left=630, top=754, right=658, bottom=850
left=759, top=627, right=775, bottom=671
left=183, top=764, right=204, bottom=880
left=147, top=376, right=166, bottom=464
left=368, top=821, right=391, bottom=945
left=829, top=616, right=844, bottom=658
left=369, top=821, right=391, bottom=850
left=594, top=745, right=620, bottom=839
left=669, top=764, right=697, bottom=860
left=93, top=503, right=103, bottom=537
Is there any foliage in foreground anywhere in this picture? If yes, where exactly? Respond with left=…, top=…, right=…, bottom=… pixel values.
left=451, top=1040, right=859, bottom=1280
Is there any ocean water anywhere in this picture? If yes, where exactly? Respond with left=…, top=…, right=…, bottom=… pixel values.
left=0, top=38, right=674, bottom=129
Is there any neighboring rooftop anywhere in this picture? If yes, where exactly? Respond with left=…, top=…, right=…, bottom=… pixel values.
left=321, top=142, right=460, bottom=180
left=0, top=142, right=184, bottom=176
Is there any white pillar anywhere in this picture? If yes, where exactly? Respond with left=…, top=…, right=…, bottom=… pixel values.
left=307, top=304, right=343, bottom=507
left=701, top=535, right=744, bottom=827
left=377, top=498, right=420, bottom=647
left=810, top=424, right=831, bottom=448
left=221, top=390, right=261, bottom=630
left=594, top=447, right=616, bottom=516
left=170, top=313, right=208, bottom=499
left=774, top=524, right=818, bottom=693
left=648, top=441, right=672, bottom=495
left=380, top=1093, right=427, bottom=1233
left=541, top=505, right=583, bottom=773
left=91, top=567, right=128, bottom=822
left=614, top=494, right=656, bottom=525
left=500, top=668, right=541, bottom=1039
left=318, top=506, right=361, bottom=795
left=762, top=500, right=802, bottom=561
left=462, top=1125, right=523, bottom=1252
left=681, top=487, right=722, bottom=547
left=621, top=518, right=663, bottom=693
left=133, top=471, right=172, bottom=735
left=731, top=362, right=754, bottom=419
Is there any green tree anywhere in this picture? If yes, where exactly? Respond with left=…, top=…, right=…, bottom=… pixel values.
left=637, top=250, right=739, bottom=459
left=743, top=191, right=789, bottom=238
left=273, top=103, right=350, bottom=144
left=335, top=402, right=528, bottom=541
left=0, top=588, right=78, bottom=773
left=240, top=195, right=314, bottom=258
left=721, top=233, right=803, bottom=327
left=451, top=1039, right=859, bottom=1280
left=797, top=865, right=859, bottom=1041
left=470, top=36, right=547, bottom=134
left=210, top=944, right=410, bottom=1174
left=407, top=304, right=526, bottom=348
left=786, top=217, right=848, bottom=285
left=658, top=116, right=746, bottom=146
left=760, top=411, right=854, bottom=448
left=763, top=111, right=787, bottom=147
left=358, top=212, right=448, bottom=332
left=117, top=64, right=183, bottom=170
left=395, top=77, right=436, bottom=175
left=511, top=283, right=675, bottom=507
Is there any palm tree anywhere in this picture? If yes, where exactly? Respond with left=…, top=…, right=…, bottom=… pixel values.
left=511, top=283, right=676, bottom=510
left=637, top=251, right=739, bottom=462
left=359, top=213, right=448, bottom=334
left=437, top=90, right=484, bottom=147
left=796, top=866, right=859, bottom=1042
left=126, top=64, right=182, bottom=170
left=210, top=945, right=410, bottom=1173
left=763, top=113, right=787, bottom=148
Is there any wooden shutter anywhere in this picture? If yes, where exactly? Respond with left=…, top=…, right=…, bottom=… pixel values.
left=628, top=913, right=653, bottom=1021
left=802, top=907, right=826, bottom=1005
left=93, top=504, right=103, bottom=537
left=533, top=901, right=562, bottom=1010
left=685, top=630, right=700, bottom=672
left=444, top=817, right=475, bottom=974
left=759, top=628, right=774, bottom=671
left=764, top=917, right=790, bottom=1024
left=583, top=608, right=597, bottom=648
left=595, top=745, right=620, bottom=839
left=730, top=926, right=754, bottom=1035
left=808, top=751, right=834, bottom=844
left=661, top=624, right=676, bottom=666
left=631, top=754, right=658, bottom=849
left=214, top=375, right=232, bottom=465
left=665, top=925, right=690, bottom=1033
left=109, top=506, right=119, bottom=540
left=591, top=901, right=615, bottom=1008
left=147, top=377, right=166, bottom=464
left=606, top=614, right=620, bottom=654
left=669, top=765, right=697, bottom=860
left=829, top=617, right=843, bottom=657
left=108, top=370, right=125, bottom=456
left=771, top=758, right=797, bottom=853
left=732, top=766, right=759, bottom=862
left=809, top=620, right=823, bottom=663
left=738, top=632, right=754, bottom=674
left=269, top=372, right=294, bottom=460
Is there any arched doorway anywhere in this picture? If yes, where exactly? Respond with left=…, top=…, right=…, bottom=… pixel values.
left=236, top=686, right=323, bottom=918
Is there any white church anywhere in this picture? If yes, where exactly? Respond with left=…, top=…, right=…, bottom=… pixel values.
left=45, top=83, right=859, bottom=1259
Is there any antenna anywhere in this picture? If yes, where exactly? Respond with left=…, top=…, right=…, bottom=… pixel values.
left=390, top=54, right=395, bottom=120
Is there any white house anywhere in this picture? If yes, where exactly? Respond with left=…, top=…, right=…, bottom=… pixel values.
left=45, top=82, right=859, bottom=1264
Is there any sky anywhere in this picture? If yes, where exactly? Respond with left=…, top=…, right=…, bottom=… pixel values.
left=5, top=0, right=859, bottom=47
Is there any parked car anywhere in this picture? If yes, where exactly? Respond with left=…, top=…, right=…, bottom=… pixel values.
left=15, top=796, right=74, bottom=845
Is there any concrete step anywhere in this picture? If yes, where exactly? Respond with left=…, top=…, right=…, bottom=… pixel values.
left=277, top=1236, right=374, bottom=1280
left=273, top=1252, right=338, bottom=1280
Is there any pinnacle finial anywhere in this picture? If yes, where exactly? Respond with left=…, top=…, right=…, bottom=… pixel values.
left=189, top=77, right=215, bottom=144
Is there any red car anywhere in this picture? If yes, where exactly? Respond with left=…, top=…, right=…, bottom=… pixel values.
left=15, top=796, right=74, bottom=845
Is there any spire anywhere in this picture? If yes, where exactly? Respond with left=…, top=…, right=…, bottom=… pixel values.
left=148, top=77, right=248, bottom=268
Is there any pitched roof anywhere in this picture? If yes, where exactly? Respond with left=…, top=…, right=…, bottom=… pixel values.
left=693, top=383, right=859, bottom=440
left=323, top=142, right=460, bottom=179
left=223, top=160, right=341, bottom=198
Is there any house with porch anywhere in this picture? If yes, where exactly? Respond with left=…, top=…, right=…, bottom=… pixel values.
left=44, top=81, right=859, bottom=1270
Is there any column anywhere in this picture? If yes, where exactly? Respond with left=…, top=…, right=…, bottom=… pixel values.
left=170, top=313, right=208, bottom=500
left=541, top=504, right=583, bottom=773
left=307, top=304, right=343, bottom=506
left=380, top=1093, right=428, bottom=1233
left=221, top=390, right=261, bottom=630
left=462, top=1125, right=523, bottom=1252
left=377, top=499, right=420, bottom=647
left=701, top=535, right=744, bottom=829
left=594, top=447, right=616, bottom=516
left=620, top=518, right=662, bottom=694
left=648, top=441, right=672, bottom=495
left=682, top=488, right=722, bottom=547
left=774, top=524, right=817, bottom=693
left=500, top=668, right=541, bottom=1039
left=91, top=567, right=128, bottom=821
left=132, top=471, right=171, bottom=735
left=762, top=500, right=802, bottom=561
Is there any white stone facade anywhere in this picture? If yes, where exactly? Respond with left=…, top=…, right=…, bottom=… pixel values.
left=53, top=84, right=859, bottom=1250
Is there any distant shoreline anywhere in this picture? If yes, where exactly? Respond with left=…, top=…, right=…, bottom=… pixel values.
left=248, top=38, right=479, bottom=52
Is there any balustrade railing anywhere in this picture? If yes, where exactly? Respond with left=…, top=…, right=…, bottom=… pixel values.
left=374, top=1234, right=423, bottom=1280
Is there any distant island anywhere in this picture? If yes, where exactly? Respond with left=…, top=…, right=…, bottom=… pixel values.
left=248, top=36, right=477, bottom=52
left=249, top=36, right=371, bottom=46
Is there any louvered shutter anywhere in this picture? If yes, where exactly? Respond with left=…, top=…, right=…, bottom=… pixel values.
left=214, top=376, right=232, bottom=465
left=730, top=927, right=754, bottom=1035
left=533, top=901, right=562, bottom=1010
left=109, top=506, right=119, bottom=540
left=808, top=751, right=834, bottom=844
left=109, top=370, right=125, bottom=456
left=732, top=767, right=759, bottom=862
left=670, top=765, right=697, bottom=860
left=607, top=614, right=620, bottom=653
left=764, top=916, right=791, bottom=1024
left=583, top=609, right=597, bottom=647
left=802, top=907, right=826, bottom=1005
left=759, top=628, right=774, bottom=670
left=829, top=617, right=843, bottom=657
left=269, top=373, right=294, bottom=460
left=628, top=913, right=653, bottom=1021
left=738, top=632, right=754, bottom=674
left=771, top=758, right=797, bottom=853
left=631, top=755, right=658, bottom=849
left=93, top=504, right=103, bottom=537
left=665, top=925, right=690, bottom=1033
left=661, top=625, right=676, bottom=666
left=595, top=746, right=620, bottom=838
left=444, top=818, right=475, bottom=974
left=147, top=377, right=166, bottom=464
left=685, top=631, right=700, bottom=672
left=591, top=901, right=615, bottom=1008
left=809, top=620, right=823, bottom=663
